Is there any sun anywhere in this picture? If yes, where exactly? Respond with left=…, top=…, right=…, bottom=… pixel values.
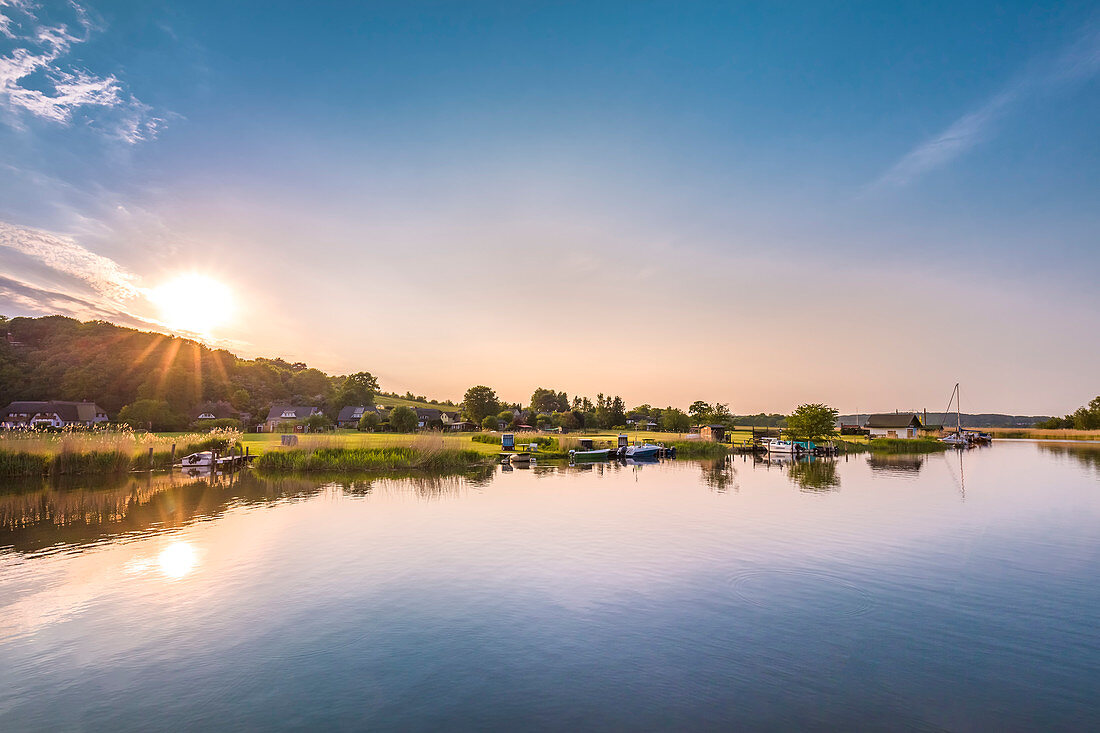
left=150, top=274, right=236, bottom=335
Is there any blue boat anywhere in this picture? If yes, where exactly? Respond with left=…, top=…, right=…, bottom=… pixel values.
left=624, top=444, right=661, bottom=459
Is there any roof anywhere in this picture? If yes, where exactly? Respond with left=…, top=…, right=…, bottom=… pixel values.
left=190, top=401, right=240, bottom=420
left=865, top=413, right=923, bottom=429
left=2, top=400, right=107, bottom=422
left=414, top=408, right=442, bottom=419
left=337, top=405, right=382, bottom=422
left=266, top=405, right=320, bottom=421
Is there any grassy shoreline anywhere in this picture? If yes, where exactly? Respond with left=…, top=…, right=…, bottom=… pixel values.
left=0, top=431, right=239, bottom=478
left=0, top=427, right=975, bottom=479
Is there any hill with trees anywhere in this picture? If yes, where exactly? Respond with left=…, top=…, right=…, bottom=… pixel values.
left=0, top=315, right=380, bottom=431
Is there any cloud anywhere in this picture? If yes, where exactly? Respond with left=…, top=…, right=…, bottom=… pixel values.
left=870, top=24, right=1100, bottom=190
left=0, top=0, right=160, bottom=142
left=0, top=273, right=144, bottom=324
left=0, top=220, right=141, bottom=302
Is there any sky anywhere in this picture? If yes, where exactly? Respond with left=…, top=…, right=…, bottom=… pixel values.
left=0, top=0, right=1098, bottom=415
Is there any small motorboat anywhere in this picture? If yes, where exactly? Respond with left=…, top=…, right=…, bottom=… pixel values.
left=179, top=451, right=215, bottom=467
left=500, top=452, right=534, bottom=464
left=570, top=448, right=611, bottom=461
left=765, top=439, right=798, bottom=454
left=624, top=444, right=661, bottom=459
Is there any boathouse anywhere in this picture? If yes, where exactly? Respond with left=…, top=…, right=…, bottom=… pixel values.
left=699, top=425, right=727, bottom=442
left=865, top=413, right=923, bottom=439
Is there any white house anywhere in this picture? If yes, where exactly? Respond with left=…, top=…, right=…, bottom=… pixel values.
left=1, top=401, right=109, bottom=429
left=264, top=405, right=322, bottom=432
left=865, top=413, right=923, bottom=439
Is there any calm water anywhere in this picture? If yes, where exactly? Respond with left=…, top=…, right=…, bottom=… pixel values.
left=1, top=441, right=1098, bottom=731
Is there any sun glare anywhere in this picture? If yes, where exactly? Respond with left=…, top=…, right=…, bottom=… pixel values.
left=150, top=274, right=236, bottom=335
left=158, top=542, right=198, bottom=579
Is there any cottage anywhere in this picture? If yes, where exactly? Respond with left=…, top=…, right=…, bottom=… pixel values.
left=414, top=408, right=444, bottom=430
left=336, top=405, right=386, bottom=428
left=1, top=400, right=109, bottom=429
left=190, top=401, right=243, bottom=424
left=264, top=405, right=322, bottom=432
left=865, top=413, right=923, bottom=439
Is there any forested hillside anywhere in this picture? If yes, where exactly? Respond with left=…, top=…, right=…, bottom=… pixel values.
left=0, top=315, right=385, bottom=428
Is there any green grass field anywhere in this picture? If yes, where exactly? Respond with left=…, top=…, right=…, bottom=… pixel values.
left=238, top=427, right=778, bottom=457
left=373, top=395, right=461, bottom=411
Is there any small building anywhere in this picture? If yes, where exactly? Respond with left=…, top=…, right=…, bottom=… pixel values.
left=446, top=420, right=476, bottom=432
left=865, top=413, right=923, bottom=439
left=336, top=405, right=385, bottom=428
left=190, top=401, right=243, bottom=424
left=264, top=405, right=322, bottom=432
left=699, top=424, right=726, bottom=442
left=1, top=400, right=109, bottom=429
left=414, top=408, right=444, bottom=430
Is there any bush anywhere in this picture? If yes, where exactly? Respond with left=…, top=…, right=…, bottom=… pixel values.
left=390, top=406, right=418, bottom=433
left=481, top=415, right=498, bottom=431
left=358, top=412, right=381, bottom=431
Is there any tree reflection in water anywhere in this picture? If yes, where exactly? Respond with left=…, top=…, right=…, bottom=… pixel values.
left=0, top=466, right=497, bottom=553
left=701, top=458, right=738, bottom=492
left=787, top=458, right=840, bottom=493
left=1038, top=443, right=1100, bottom=476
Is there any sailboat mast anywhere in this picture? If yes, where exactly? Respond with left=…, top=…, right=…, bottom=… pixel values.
left=957, top=383, right=961, bottom=434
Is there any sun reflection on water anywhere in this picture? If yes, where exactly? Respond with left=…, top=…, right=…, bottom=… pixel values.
left=157, top=542, right=198, bottom=579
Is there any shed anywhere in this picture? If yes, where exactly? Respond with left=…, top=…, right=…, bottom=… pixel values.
left=865, top=413, right=923, bottom=439
left=699, top=425, right=726, bottom=442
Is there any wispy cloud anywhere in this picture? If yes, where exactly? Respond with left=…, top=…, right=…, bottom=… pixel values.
left=0, top=0, right=160, bottom=142
left=0, top=220, right=141, bottom=302
left=871, top=24, right=1100, bottom=190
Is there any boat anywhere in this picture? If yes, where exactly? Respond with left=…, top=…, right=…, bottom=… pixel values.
left=765, top=439, right=798, bottom=454
left=500, top=451, right=534, bottom=464
left=938, top=383, right=976, bottom=448
left=179, top=451, right=215, bottom=467
left=569, top=448, right=611, bottom=461
left=624, top=444, right=661, bottom=459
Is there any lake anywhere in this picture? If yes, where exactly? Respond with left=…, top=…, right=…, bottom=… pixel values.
left=1, top=440, right=1098, bottom=731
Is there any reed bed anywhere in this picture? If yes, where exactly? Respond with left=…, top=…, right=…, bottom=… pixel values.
left=0, top=428, right=241, bottom=477
left=837, top=437, right=949, bottom=454
left=254, top=433, right=486, bottom=473
left=983, top=427, right=1100, bottom=441
left=669, top=440, right=730, bottom=458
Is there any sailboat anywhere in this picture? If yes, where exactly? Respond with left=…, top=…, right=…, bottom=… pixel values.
left=939, top=383, right=970, bottom=448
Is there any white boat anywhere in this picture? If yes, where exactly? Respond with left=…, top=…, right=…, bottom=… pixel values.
left=569, top=448, right=611, bottom=461
left=179, top=451, right=215, bottom=467
left=939, top=384, right=972, bottom=449
left=765, top=439, right=798, bottom=454
left=624, top=444, right=660, bottom=459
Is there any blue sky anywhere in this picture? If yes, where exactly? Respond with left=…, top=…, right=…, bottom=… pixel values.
left=1, top=0, right=1098, bottom=413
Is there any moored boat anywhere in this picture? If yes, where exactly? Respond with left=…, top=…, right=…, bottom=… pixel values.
left=570, top=448, right=611, bottom=461
left=624, top=444, right=661, bottom=459
left=765, top=439, right=798, bottom=454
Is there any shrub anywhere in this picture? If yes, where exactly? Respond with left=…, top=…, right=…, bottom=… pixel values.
left=390, top=406, right=418, bottom=433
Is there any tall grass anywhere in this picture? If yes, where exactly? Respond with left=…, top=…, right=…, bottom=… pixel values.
left=837, top=437, right=949, bottom=454
left=0, top=428, right=241, bottom=477
left=669, top=441, right=730, bottom=458
left=254, top=433, right=486, bottom=473
left=984, top=427, right=1100, bottom=441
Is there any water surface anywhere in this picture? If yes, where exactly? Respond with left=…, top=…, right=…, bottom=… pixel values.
left=1, top=441, right=1098, bottom=730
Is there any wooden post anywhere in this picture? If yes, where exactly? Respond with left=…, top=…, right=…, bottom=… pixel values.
left=148, top=446, right=154, bottom=471
left=170, top=443, right=176, bottom=464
